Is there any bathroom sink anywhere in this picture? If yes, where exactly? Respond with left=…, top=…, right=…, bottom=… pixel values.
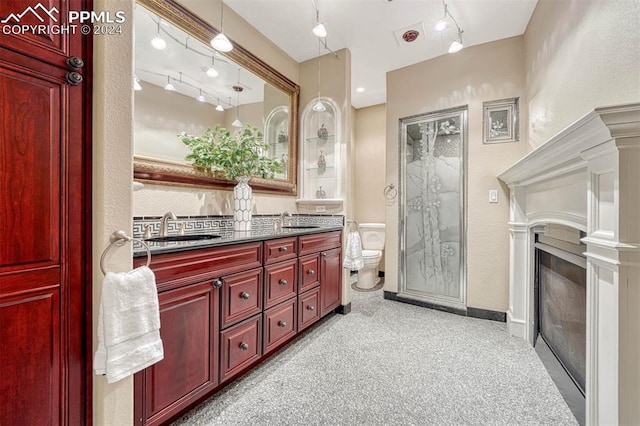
left=145, top=234, right=222, bottom=242
left=281, top=225, right=320, bottom=229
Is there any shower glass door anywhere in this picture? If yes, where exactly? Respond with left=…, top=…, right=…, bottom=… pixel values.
left=399, top=107, right=467, bottom=309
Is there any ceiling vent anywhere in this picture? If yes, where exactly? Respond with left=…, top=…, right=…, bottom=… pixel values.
left=393, top=22, right=427, bottom=47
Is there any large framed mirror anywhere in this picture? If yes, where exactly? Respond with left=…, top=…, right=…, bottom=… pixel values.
left=133, top=0, right=299, bottom=194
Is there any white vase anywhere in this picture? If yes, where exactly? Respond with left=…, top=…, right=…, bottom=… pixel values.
left=233, top=176, right=252, bottom=231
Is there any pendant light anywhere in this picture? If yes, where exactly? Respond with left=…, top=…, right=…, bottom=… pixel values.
left=164, top=75, right=175, bottom=91
left=312, top=40, right=326, bottom=112
left=311, top=0, right=327, bottom=38
left=448, top=29, right=464, bottom=53
left=196, top=89, right=206, bottom=102
left=433, top=2, right=449, bottom=32
left=216, top=97, right=225, bottom=111
left=150, top=21, right=167, bottom=50
left=211, top=1, right=233, bottom=52
left=232, top=69, right=243, bottom=128
left=206, top=56, right=219, bottom=78
left=434, top=1, right=465, bottom=54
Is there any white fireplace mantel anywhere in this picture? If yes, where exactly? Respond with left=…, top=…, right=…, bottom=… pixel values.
left=498, top=103, right=640, bottom=425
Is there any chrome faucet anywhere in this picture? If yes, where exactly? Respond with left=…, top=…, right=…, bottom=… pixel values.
left=159, top=211, right=177, bottom=236
left=278, top=211, right=293, bottom=229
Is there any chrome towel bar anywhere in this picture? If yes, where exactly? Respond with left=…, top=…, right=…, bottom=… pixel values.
left=100, top=230, right=151, bottom=275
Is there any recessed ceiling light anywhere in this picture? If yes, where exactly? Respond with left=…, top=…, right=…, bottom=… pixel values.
left=356, top=87, right=365, bottom=93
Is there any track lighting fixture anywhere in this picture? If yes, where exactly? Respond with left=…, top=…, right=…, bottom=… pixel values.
left=206, top=57, right=219, bottom=78
left=434, top=1, right=465, bottom=54
left=211, top=1, right=233, bottom=52
left=164, top=75, right=175, bottom=91
left=232, top=70, right=243, bottom=128
left=216, top=97, right=225, bottom=111
left=150, top=21, right=167, bottom=50
left=311, top=0, right=327, bottom=38
left=313, top=40, right=326, bottom=112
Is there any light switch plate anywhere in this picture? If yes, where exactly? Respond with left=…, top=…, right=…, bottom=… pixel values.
left=315, top=205, right=326, bottom=213
left=489, top=190, right=499, bottom=203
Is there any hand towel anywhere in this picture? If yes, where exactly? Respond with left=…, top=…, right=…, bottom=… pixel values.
left=94, top=266, right=164, bottom=383
left=343, top=230, right=364, bottom=271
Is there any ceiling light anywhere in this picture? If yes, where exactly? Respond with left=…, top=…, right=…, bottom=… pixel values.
left=232, top=69, right=243, bottom=128
left=448, top=39, right=463, bottom=53
left=434, top=18, right=448, bottom=32
left=216, top=97, right=225, bottom=111
left=313, top=39, right=326, bottom=112
left=312, top=100, right=326, bottom=112
left=448, top=29, right=464, bottom=53
left=356, top=87, right=365, bottom=93
left=164, top=75, right=175, bottom=91
left=196, top=90, right=206, bottom=102
left=312, top=23, right=327, bottom=38
left=211, top=1, right=233, bottom=52
left=206, top=57, right=219, bottom=77
left=133, top=74, right=142, bottom=91
left=311, top=0, right=327, bottom=37
left=151, top=21, right=167, bottom=50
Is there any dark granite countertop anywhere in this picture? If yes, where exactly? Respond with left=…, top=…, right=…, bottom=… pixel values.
left=133, top=225, right=344, bottom=257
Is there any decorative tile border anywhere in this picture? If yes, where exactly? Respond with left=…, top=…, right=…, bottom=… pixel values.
left=133, top=214, right=344, bottom=239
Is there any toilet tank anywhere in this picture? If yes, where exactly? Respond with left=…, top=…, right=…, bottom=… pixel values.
left=359, top=223, right=386, bottom=250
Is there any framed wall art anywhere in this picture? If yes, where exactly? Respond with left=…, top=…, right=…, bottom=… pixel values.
left=483, top=97, right=519, bottom=144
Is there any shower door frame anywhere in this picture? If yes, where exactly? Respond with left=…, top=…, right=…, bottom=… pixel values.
left=398, top=106, right=468, bottom=310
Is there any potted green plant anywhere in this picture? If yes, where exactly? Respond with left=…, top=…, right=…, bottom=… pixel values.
left=179, top=124, right=283, bottom=231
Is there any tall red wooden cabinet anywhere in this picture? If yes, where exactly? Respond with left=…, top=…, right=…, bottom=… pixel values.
left=0, top=1, right=92, bottom=424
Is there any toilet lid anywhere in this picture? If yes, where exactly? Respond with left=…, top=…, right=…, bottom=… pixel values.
left=362, top=249, right=381, bottom=258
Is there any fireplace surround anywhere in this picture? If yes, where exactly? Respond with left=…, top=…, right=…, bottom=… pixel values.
left=498, top=104, right=640, bottom=425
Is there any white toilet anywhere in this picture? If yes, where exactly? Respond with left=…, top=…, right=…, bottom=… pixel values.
left=357, top=223, right=386, bottom=290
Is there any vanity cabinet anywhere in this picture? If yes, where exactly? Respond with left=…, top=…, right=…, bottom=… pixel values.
left=134, top=231, right=342, bottom=425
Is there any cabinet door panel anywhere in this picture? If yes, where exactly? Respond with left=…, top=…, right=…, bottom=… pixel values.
left=221, top=268, right=263, bottom=328
left=264, top=258, right=297, bottom=309
left=320, top=248, right=342, bottom=316
left=144, top=282, right=218, bottom=424
left=263, top=298, right=296, bottom=355
left=264, top=237, right=297, bottom=264
left=298, top=254, right=320, bottom=293
left=298, top=288, right=321, bottom=332
left=220, top=315, right=262, bottom=382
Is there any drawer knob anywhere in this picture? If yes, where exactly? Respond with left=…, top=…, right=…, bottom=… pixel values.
left=279, top=246, right=289, bottom=253
left=306, top=305, right=315, bottom=311
left=278, top=320, right=287, bottom=328
left=279, top=279, right=288, bottom=286
left=240, top=292, right=250, bottom=300
left=239, top=342, right=249, bottom=350
left=213, top=279, right=222, bottom=289
left=307, top=269, right=315, bottom=276
left=321, top=252, right=327, bottom=257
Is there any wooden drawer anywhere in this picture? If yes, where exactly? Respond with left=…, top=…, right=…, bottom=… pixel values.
left=263, top=299, right=297, bottom=355
left=298, top=231, right=342, bottom=255
left=298, top=288, right=321, bottom=332
left=221, top=268, right=263, bottom=328
left=220, top=315, right=262, bottom=382
left=264, top=237, right=297, bottom=264
left=298, top=254, right=319, bottom=293
left=264, top=258, right=297, bottom=309
left=134, top=242, right=262, bottom=292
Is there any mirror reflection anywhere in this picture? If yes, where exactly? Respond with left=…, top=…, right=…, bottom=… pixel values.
left=133, top=1, right=297, bottom=191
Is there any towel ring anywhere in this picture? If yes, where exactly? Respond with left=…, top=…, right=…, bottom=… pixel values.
left=346, top=219, right=359, bottom=232
left=100, top=230, right=151, bottom=275
left=383, top=183, right=397, bottom=201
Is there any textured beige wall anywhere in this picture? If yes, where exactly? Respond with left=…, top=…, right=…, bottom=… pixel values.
left=385, top=37, right=527, bottom=312
left=353, top=104, right=386, bottom=224
left=524, top=0, right=640, bottom=148
left=92, top=1, right=135, bottom=424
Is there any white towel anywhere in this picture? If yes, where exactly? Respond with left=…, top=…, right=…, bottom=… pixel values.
left=343, top=230, right=364, bottom=271
left=94, top=266, right=164, bottom=383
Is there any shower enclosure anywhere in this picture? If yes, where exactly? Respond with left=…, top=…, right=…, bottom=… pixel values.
left=398, top=107, right=467, bottom=310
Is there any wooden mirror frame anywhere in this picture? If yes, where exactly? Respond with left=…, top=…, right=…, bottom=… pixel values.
left=134, top=0, right=300, bottom=194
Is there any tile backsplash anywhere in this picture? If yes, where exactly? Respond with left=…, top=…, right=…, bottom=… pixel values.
left=133, top=214, right=344, bottom=239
